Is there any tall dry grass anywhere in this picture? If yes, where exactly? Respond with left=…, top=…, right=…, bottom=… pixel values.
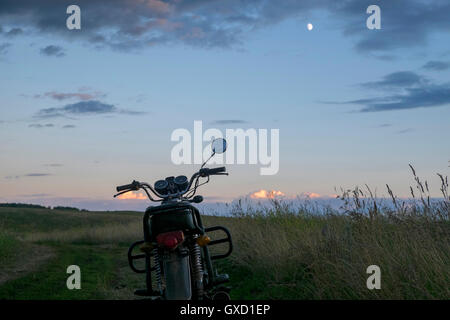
left=212, top=166, right=449, bottom=299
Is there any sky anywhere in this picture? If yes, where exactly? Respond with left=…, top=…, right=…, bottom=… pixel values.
left=0, top=0, right=449, bottom=211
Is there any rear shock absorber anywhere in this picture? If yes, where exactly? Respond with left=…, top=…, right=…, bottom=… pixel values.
left=152, top=248, right=163, bottom=294
left=189, top=239, right=204, bottom=299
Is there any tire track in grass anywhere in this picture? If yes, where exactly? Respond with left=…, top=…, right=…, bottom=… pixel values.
left=0, top=240, right=55, bottom=286
left=0, top=244, right=119, bottom=299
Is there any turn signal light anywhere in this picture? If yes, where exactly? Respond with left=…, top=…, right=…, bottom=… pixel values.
left=196, top=235, right=211, bottom=247
left=139, top=242, right=154, bottom=253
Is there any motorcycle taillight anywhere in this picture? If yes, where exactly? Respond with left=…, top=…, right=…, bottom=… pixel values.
left=156, top=230, right=184, bottom=250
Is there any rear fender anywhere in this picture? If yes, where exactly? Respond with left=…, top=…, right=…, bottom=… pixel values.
left=162, top=247, right=192, bottom=300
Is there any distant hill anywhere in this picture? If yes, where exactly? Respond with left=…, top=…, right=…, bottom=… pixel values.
left=0, top=203, right=48, bottom=209
left=53, top=206, right=88, bottom=212
left=0, top=203, right=88, bottom=211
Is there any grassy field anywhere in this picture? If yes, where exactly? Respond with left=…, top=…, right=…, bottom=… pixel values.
left=0, top=203, right=448, bottom=299
left=0, top=171, right=449, bottom=299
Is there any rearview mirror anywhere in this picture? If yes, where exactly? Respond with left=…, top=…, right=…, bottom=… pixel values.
left=212, top=138, right=227, bottom=154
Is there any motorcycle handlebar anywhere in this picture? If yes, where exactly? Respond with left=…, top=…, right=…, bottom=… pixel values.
left=199, top=166, right=226, bottom=176
left=115, top=167, right=227, bottom=200
left=116, top=180, right=139, bottom=192
left=208, top=166, right=227, bottom=174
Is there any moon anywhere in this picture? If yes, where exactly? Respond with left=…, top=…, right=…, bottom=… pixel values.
left=307, top=23, right=313, bottom=31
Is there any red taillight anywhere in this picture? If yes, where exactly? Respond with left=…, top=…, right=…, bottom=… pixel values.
left=156, top=231, right=184, bottom=250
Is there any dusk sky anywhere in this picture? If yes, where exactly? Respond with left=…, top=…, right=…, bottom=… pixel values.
left=1, top=0, right=449, bottom=210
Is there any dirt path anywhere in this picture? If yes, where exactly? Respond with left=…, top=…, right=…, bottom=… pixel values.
left=0, top=243, right=55, bottom=286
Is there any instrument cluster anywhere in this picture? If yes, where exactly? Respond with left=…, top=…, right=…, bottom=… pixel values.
left=154, top=175, right=188, bottom=196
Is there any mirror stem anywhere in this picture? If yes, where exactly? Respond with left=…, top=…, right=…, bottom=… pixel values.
left=201, top=152, right=215, bottom=168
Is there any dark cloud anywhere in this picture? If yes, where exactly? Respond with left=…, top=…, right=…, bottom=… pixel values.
left=378, top=123, right=392, bottom=128
left=4, top=173, right=52, bottom=179
left=0, top=42, right=11, bottom=54
left=360, top=71, right=427, bottom=90
left=40, top=45, right=65, bottom=57
left=62, top=124, right=76, bottom=129
left=396, top=128, right=415, bottom=134
left=349, top=82, right=450, bottom=112
left=4, top=27, right=23, bottom=37
left=338, top=0, right=450, bottom=53
left=24, top=173, right=52, bottom=177
left=42, top=90, right=106, bottom=101
left=35, top=100, right=145, bottom=118
left=0, top=0, right=448, bottom=53
left=37, top=100, right=115, bottom=118
left=211, top=120, right=248, bottom=125
left=422, top=60, right=450, bottom=71
left=118, top=110, right=147, bottom=115
left=28, top=123, right=54, bottom=128
left=331, top=68, right=450, bottom=112
left=4, top=175, right=20, bottom=180
left=23, top=88, right=106, bottom=101
left=19, top=193, right=52, bottom=197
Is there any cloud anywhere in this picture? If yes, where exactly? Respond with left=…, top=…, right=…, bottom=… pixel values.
left=62, top=124, right=76, bottom=129
left=0, top=42, right=11, bottom=55
left=250, top=189, right=285, bottom=199
left=43, top=91, right=106, bottom=101
left=4, top=175, right=20, bottom=180
left=360, top=71, right=427, bottom=90
left=44, top=163, right=63, bottom=167
left=116, top=191, right=147, bottom=200
left=24, top=173, right=52, bottom=177
left=396, top=128, right=415, bottom=134
left=28, top=123, right=54, bottom=128
left=23, top=88, right=107, bottom=101
left=378, top=123, right=392, bottom=128
left=19, top=193, right=52, bottom=197
left=422, top=60, right=450, bottom=71
left=40, top=45, right=65, bottom=57
left=331, top=69, right=450, bottom=112
left=35, top=100, right=146, bottom=118
left=211, top=120, right=248, bottom=125
left=118, top=109, right=147, bottom=115
left=299, top=192, right=322, bottom=199
left=4, top=27, right=23, bottom=37
left=339, top=0, right=450, bottom=53
left=37, top=100, right=116, bottom=118
left=354, top=83, right=450, bottom=112
left=1, top=0, right=448, bottom=53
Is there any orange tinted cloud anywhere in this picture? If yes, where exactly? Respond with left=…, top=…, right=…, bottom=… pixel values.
left=250, top=189, right=285, bottom=199
left=303, top=192, right=321, bottom=198
left=117, top=192, right=147, bottom=200
left=300, top=192, right=338, bottom=199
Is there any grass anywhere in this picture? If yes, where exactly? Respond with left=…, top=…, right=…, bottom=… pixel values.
left=0, top=208, right=145, bottom=299
left=0, top=243, right=120, bottom=299
left=214, top=212, right=449, bottom=299
left=0, top=166, right=448, bottom=299
left=0, top=232, right=20, bottom=269
left=0, top=207, right=140, bottom=234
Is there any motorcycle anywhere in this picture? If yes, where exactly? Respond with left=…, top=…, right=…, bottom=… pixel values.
left=114, top=138, right=233, bottom=300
